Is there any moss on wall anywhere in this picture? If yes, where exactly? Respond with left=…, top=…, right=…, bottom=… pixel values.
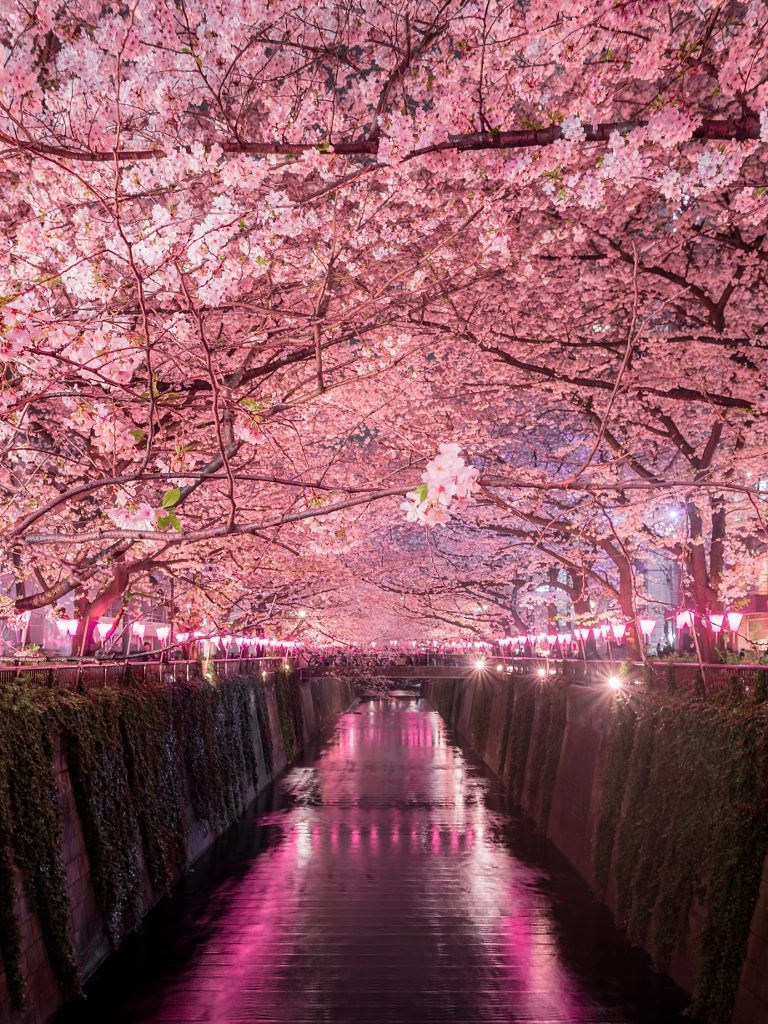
left=505, top=679, right=536, bottom=804
left=274, top=666, right=304, bottom=763
left=0, top=668, right=259, bottom=1011
left=593, top=695, right=636, bottom=898
left=470, top=679, right=493, bottom=758
left=597, top=688, right=768, bottom=1023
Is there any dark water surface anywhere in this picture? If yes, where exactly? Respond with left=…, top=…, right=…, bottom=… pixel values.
left=58, top=697, right=692, bottom=1024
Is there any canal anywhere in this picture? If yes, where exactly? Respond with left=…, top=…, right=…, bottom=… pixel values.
left=57, top=695, right=692, bottom=1023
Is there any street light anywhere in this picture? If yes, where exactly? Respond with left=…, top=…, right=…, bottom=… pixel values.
left=607, top=676, right=622, bottom=689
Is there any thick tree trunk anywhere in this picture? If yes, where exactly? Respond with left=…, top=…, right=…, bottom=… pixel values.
left=73, top=561, right=130, bottom=657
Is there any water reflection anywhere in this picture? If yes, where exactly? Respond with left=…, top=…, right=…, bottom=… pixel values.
left=60, top=696, right=692, bottom=1023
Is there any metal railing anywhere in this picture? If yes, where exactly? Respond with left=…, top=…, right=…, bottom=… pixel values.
left=504, top=656, right=765, bottom=695
left=0, top=657, right=279, bottom=690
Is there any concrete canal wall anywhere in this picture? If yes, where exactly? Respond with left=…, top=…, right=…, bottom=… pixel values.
left=423, top=674, right=768, bottom=1024
left=0, top=672, right=354, bottom=1024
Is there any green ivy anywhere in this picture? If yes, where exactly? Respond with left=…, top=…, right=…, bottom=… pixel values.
left=0, top=685, right=81, bottom=1006
left=56, top=689, right=142, bottom=945
left=599, top=689, right=768, bottom=1023
left=253, top=679, right=274, bottom=774
left=0, top=727, right=24, bottom=1009
left=505, top=679, right=536, bottom=803
left=593, top=695, right=636, bottom=897
left=535, top=680, right=568, bottom=830
left=470, top=679, right=493, bottom=757
left=275, top=666, right=304, bottom=763
left=0, top=668, right=260, bottom=1009
left=496, top=684, right=516, bottom=780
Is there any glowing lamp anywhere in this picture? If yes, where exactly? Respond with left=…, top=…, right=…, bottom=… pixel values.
left=592, top=627, right=603, bottom=641
left=18, top=610, right=32, bottom=627
left=175, top=631, right=190, bottom=643
left=727, top=612, right=744, bottom=632
left=298, top=610, right=306, bottom=618
left=576, top=628, right=590, bottom=641
left=676, top=610, right=694, bottom=629
left=600, top=625, right=610, bottom=639
left=496, top=664, right=503, bottom=671
left=156, top=625, right=170, bottom=643
left=708, top=614, right=724, bottom=632
left=371, top=641, right=376, bottom=648
left=611, top=623, right=627, bottom=641
left=537, top=668, right=546, bottom=678
left=607, top=676, right=622, bottom=689
left=56, top=619, right=79, bottom=637
left=546, top=634, right=557, bottom=645
left=96, top=621, right=112, bottom=641
left=131, top=622, right=146, bottom=640
left=475, top=659, right=485, bottom=669
left=639, top=618, right=656, bottom=637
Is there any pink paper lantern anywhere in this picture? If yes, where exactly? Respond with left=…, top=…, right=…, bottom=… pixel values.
left=600, top=624, right=610, bottom=639
left=676, top=610, right=694, bottom=629
left=546, top=634, right=557, bottom=644
left=155, top=625, right=170, bottom=643
left=639, top=618, right=656, bottom=637
left=96, top=621, right=112, bottom=641
left=708, top=614, right=724, bottom=633
left=726, top=612, right=744, bottom=632
left=576, top=628, right=590, bottom=641
left=175, top=631, right=190, bottom=643
left=55, top=618, right=79, bottom=637
left=592, top=627, right=603, bottom=641
left=131, top=621, right=146, bottom=639
left=611, top=623, right=627, bottom=641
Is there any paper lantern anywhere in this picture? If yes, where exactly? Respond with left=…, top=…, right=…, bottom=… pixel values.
left=175, top=631, right=190, bottom=643
left=708, top=614, right=724, bottom=632
left=576, top=627, right=590, bottom=641
left=96, top=621, right=112, bottom=641
left=18, top=610, right=32, bottom=627
left=600, top=624, right=610, bottom=639
left=131, top=621, right=146, bottom=639
left=726, top=612, right=744, bottom=631
left=676, top=610, right=694, bottom=629
left=546, top=634, right=557, bottom=644
left=592, top=627, right=603, bottom=641
left=611, top=623, right=627, bottom=641
left=639, top=618, right=656, bottom=637
left=156, top=625, right=170, bottom=643
left=55, top=619, right=79, bottom=637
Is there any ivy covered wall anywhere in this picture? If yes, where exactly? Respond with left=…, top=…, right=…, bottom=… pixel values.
left=595, top=687, right=768, bottom=1024
left=0, top=667, right=277, bottom=1015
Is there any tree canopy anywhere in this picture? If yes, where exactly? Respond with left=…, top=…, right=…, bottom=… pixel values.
left=1, top=0, right=767, bottom=649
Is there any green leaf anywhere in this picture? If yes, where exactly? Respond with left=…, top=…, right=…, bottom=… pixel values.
left=167, top=511, right=182, bottom=531
left=414, top=483, right=429, bottom=504
left=162, top=487, right=181, bottom=509
left=316, top=141, right=331, bottom=153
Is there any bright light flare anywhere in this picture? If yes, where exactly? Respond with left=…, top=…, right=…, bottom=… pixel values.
left=537, top=668, right=546, bottom=678
left=475, top=659, right=485, bottom=669
left=607, top=676, right=622, bottom=689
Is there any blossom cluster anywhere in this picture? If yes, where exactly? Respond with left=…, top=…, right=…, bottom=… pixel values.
left=401, top=445, right=479, bottom=528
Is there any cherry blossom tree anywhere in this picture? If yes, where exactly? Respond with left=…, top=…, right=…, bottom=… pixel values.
left=0, top=0, right=767, bottom=651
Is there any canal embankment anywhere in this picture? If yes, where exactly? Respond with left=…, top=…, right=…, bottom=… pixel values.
left=0, top=667, right=353, bottom=1024
left=423, top=673, right=768, bottom=1024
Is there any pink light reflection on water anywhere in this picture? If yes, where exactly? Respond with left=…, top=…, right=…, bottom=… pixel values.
left=134, top=700, right=616, bottom=1023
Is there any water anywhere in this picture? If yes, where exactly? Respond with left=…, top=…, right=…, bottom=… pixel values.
left=58, top=697, right=692, bottom=1023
